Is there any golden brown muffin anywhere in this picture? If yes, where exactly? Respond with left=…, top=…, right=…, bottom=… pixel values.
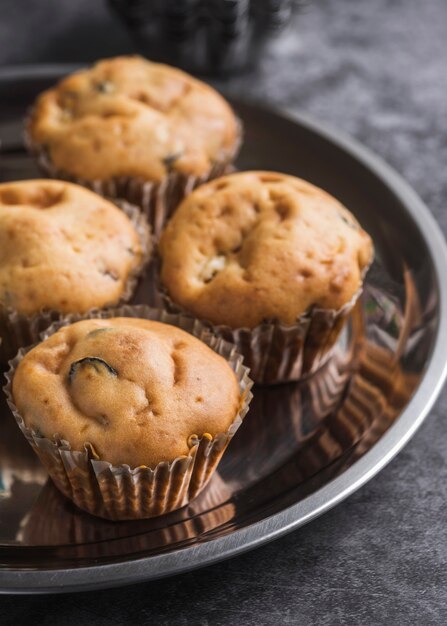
left=160, top=171, right=373, bottom=328
left=27, top=56, right=240, bottom=182
left=12, top=317, right=241, bottom=467
left=0, top=180, right=148, bottom=316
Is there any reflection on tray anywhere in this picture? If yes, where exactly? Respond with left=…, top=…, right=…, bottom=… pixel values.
left=0, top=264, right=435, bottom=564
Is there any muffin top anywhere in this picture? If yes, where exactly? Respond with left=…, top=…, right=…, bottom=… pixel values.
left=0, top=180, right=147, bottom=316
left=159, top=171, right=373, bottom=328
left=12, top=317, right=241, bottom=467
left=27, top=55, right=240, bottom=182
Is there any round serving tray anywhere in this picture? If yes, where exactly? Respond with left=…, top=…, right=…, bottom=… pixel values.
left=1, top=65, right=446, bottom=594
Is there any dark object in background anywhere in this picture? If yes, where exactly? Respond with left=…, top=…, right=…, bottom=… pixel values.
left=108, top=0, right=302, bottom=75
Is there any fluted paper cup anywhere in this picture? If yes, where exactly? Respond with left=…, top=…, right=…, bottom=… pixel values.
left=161, top=284, right=363, bottom=386
left=18, top=472, right=235, bottom=556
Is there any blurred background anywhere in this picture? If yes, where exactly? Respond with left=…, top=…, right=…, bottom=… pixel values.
left=1, top=0, right=303, bottom=73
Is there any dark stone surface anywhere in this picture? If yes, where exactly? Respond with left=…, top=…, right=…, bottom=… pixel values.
left=1, top=0, right=447, bottom=623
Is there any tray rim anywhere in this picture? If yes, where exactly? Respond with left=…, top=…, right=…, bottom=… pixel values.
left=1, top=64, right=447, bottom=594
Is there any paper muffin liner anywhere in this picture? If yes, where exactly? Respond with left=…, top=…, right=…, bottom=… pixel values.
left=0, top=200, right=152, bottom=365
left=160, top=282, right=363, bottom=386
left=4, top=304, right=253, bottom=521
left=18, top=472, right=235, bottom=557
left=25, top=120, right=242, bottom=237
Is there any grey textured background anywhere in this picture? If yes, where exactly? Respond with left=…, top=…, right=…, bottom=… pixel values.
left=1, top=0, right=447, bottom=623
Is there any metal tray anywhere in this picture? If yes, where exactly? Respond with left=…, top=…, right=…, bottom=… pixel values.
left=1, top=65, right=446, bottom=594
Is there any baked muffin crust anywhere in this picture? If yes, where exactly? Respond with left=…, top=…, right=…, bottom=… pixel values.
left=159, top=171, right=373, bottom=328
left=12, top=318, right=241, bottom=467
left=27, top=55, right=240, bottom=181
left=0, top=180, right=146, bottom=316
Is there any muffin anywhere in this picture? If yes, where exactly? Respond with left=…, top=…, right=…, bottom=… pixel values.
left=159, top=171, right=374, bottom=384
left=26, top=55, right=241, bottom=234
left=5, top=306, right=252, bottom=520
left=0, top=179, right=151, bottom=362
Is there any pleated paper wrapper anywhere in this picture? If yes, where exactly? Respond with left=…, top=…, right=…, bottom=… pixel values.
left=161, top=283, right=363, bottom=386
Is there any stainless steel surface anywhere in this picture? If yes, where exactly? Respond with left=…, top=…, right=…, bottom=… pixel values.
left=0, top=67, right=446, bottom=594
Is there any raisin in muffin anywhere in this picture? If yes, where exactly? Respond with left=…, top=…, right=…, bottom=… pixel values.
left=8, top=311, right=251, bottom=519
left=159, top=171, right=373, bottom=384
left=26, top=56, right=241, bottom=233
left=0, top=180, right=150, bottom=361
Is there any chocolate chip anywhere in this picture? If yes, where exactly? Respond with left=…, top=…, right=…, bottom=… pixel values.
left=339, top=213, right=359, bottom=230
left=95, top=81, right=115, bottom=94
left=163, top=152, right=183, bottom=169
left=101, top=268, right=119, bottom=281
left=68, top=357, right=118, bottom=384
